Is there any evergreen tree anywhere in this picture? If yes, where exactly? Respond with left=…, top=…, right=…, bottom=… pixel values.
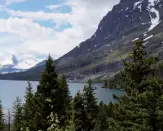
left=104, top=80, right=108, bottom=88
left=47, top=112, right=64, bottom=131
left=73, top=92, right=87, bottom=131
left=32, top=92, right=42, bottom=131
left=82, top=79, right=99, bottom=131
left=66, top=114, right=75, bottom=131
left=57, top=75, right=72, bottom=127
left=108, top=40, right=163, bottom=130
left=22, top=82, right=35, bottom=131
left=34, top=55, right=70, bottom=130
left=12, top=97, right=23, bottom=131
left=34, top=55, right=58, bottom=130
left=98, top=102, right=114, bottom=131
left=0, top=100, right=4, bottom=131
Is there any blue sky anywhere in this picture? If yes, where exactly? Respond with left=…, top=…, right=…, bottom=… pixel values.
left=0, top=0, right=119, bottom=65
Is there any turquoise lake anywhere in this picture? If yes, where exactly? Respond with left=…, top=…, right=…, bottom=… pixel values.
left=0, top=80, right=123, bottom=113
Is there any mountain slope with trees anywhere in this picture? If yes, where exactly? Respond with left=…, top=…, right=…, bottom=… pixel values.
left=4, top=40, right=162, bottom=131
left=0, top=40, right=163, bottom=130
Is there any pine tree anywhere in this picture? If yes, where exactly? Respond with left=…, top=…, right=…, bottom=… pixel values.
left=0, top=100, right=4, bottom=131
left=66, top=114, right=75, bottom=131
left=73, top=92, right=87, bottom=131
left=98, top=102, right=114, bottom=131
left=104, top=80, right=108, bottom=88
left=32, top=92, right=42, bottom=131
left=57, top=75, right=72, bottom=126
left=34, top=55, right=71, bottom=130
left=47, top=112, right=64, bottom=131
left=22, top=82, right=35, bottom=131
left=12, top=97, right=23, bottom=131
left=82, top=79, right=99, bottom=131
left=108, top=40, right=163, bottom=130
left=34, top=55, right=59, bottom=130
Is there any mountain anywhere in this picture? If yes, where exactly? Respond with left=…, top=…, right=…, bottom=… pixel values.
left=0, top=55, right=39, bottom=74
left=0, top=0, right=163, bottom=81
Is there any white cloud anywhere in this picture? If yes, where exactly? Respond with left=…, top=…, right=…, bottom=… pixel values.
left=46, top=4, right=66, bottom=10
left=0, top=17, right=56, bottom=64
left=5, top=0, right=26, bottom=5
left=7, top=9, right=71, bottom=26
left=0, top=0, right=120, bottom=64
left=7, top=0, right=120, bottom=37
left=0, top=17, right=54, bottom=39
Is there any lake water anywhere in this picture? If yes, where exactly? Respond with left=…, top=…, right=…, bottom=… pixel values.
left=0, top=80, right=123, bottom=112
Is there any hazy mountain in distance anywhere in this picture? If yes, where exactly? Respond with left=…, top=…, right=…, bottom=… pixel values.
left=0, top=55, right=39, bottom=74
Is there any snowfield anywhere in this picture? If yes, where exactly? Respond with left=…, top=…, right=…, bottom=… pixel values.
left=148, top=0, right=160, bottom=31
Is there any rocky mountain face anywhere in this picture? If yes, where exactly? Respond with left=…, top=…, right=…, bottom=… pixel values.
left=0, top=55, right=39, bottom=74
left=61, top=0, right=162, bottom=58
left=0, top=0, right=163, bottom=81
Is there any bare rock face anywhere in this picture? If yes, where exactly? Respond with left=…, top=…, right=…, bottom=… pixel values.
left=60, top=0, right=163, bottom=59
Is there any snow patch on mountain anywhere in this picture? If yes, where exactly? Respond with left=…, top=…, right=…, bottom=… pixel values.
left=144, top=34, right=153, bottom=41
left=14, top=59, right=39, bottom=70
left=148, top=0, right=160, bottom=31
left=132, top=38, right=139, bottom=41
left=125, top=7, right=129, bottom=11
left=0, top=55, right=39, bottom=74
left=134, top=0, right=143, bottom=11
left=138, top=4, right=142, bottom=12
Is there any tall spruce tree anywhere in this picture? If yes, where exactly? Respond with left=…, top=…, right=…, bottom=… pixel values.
left=98, top=102, right=115, bottom=131
left=57, top=75, right=71, bottom=127
left=22, top=82, right=35, bottom=131
left=73, top=92, right=87, bottom=131
left=34, top=55, right=58, bottom=130
left=82, top=79, right=99, bottom=131
left=34, top=55, right=70, bottom=130
left=12, top=97, right=23, bottom=131
left=108, top=40, right=163, bottom=130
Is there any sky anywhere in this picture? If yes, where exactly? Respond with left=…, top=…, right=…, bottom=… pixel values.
left=0, top=0, right=120, bottom=65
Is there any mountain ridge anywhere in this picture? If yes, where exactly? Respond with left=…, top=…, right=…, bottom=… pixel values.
left=0, top=55, right=39, bottom=74
left=0, top=0, right=163, bottom=81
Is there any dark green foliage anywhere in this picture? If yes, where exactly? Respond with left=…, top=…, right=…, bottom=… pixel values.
left=66, top=113, right=75, bottom=131
left=57, top=75, right=72, bottom=127
left=98, top=102, right=114, bottom=131
left=12, top=97, right=23, bottom=131
left=33, top=55, right=71, bottom=130
left=33, top=55, right=58, bottom=130
left=108, top=40, right=163, bottom=130
left=121, top=41, right=156, bottom=94
left=107, top=73, right=122, bottom=89
left=22, top=82, right=35, bottom=130
left=0, top=100, right=4, bottom=131
left=73, top=92, right=87, bottom=131
left=33, top=55, right=59, bottom=130
left=47, top=113, right=64, bottom=131
left=82, top=79, right=99, bottom=131
left=104, top=80, right=108, bottom=88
